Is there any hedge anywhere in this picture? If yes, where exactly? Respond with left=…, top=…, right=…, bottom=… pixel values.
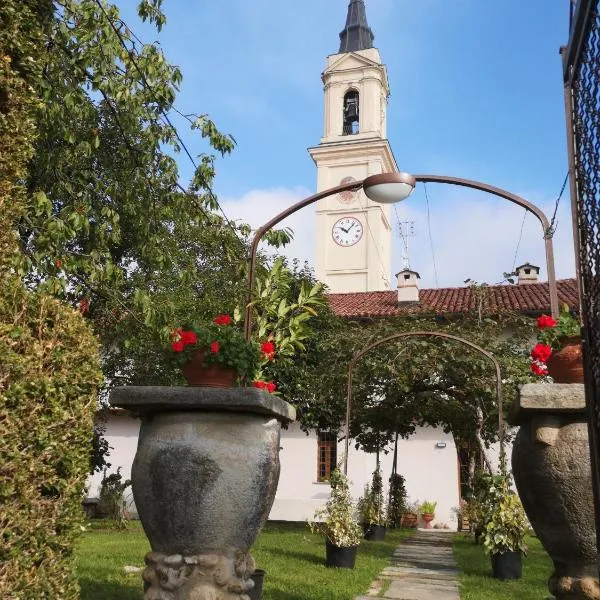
left=0, top=278, right=102, bottom=598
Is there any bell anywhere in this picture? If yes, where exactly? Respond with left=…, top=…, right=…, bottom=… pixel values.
left=345, top=101, right=358, bottom=120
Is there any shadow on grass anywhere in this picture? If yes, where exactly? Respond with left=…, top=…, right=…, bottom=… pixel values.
left=268, top=548, right=324, bottom=566
left=79, top=579, right=143, bottom=600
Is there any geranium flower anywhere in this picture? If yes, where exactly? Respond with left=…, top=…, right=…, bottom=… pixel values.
left=531, top=362, right=548, bottom=376
left=253, top=380, right=266, bottom=389
left=181, top=330, right=197, bottom=346
left=531, top=343, right=552, bottom=363
left=537, top=315, right=557, bottom=329
left=171, top=340, right=184, bottom=352
left=266, top=381, right=277, bottom=393
left=213, top=314, right=232, bottom=326
left=210, top=341, right=220, bottom=353
left=261, top=341, right=276, bottom=360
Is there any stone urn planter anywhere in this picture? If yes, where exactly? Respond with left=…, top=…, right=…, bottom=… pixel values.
left=110, top=386, right=295, bottom=600
left=509, top=383, right=599, bottom=600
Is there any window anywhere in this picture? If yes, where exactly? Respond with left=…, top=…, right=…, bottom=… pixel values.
left=317, top=432, right=338, bottom=482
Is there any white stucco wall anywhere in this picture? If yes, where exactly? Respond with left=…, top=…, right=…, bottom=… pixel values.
left=90, top=412, right=462, bottom=527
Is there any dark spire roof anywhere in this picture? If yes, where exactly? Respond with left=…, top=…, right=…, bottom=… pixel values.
left=338, top=0, right=375, bottom=53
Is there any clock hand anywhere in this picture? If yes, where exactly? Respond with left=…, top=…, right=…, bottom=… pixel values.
left=340, top=227, right=349, bottom=233
left=347, top=222, right=356, bottom=232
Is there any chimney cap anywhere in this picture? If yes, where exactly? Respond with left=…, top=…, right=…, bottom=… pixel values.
left=515, top=262, right=540, bottom=274
left=395, top=268, right=421, bottom=278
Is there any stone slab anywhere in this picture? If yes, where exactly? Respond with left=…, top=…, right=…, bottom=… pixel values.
left=509, top=383, right=586, bottom=425
left=110, top=386, right=296, bottom=422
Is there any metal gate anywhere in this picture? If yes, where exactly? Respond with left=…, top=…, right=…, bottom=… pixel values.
left=563, top=0, right=600, bottom=547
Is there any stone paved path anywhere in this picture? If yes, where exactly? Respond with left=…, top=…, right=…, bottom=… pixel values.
left=355, top=529, right=460, bottom=600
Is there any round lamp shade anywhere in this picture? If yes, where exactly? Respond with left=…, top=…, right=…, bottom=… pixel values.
left=363, top=172, right=416, bottom=204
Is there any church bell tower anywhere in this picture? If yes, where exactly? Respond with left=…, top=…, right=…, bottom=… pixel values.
left=309, top=0, right=398, bottom=293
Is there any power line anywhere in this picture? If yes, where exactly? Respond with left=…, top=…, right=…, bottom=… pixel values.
left=423, top=183, right=440, bottom=288
left=546, top=172, right=569, bottom=238
left=511, top=209, right=528, bottom=272
left=356, top=192, right=393, bottom=289
left=93, top=0, right=246, bottom=251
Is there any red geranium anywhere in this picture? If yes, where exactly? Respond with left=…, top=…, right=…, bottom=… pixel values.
left=253, top=380, right=266, bottom=389
left=181, top=330, right=197, bottom=346
left=260, top=341, right=276, bottom=360
left=171, top=340, right=184, bottom=352
left=214, top=314, right=232, bottom=326
left=210, top=341, right=220, bottom=353
left=537, top=314, right=557, bottom=329
left=531, top=362, right=548, bottom=376
left=531, top=343, right=552, bottom=363
left=266, top=381, right=277, bottom=393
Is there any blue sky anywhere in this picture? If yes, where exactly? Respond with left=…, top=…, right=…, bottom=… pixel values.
left=118, top=0, right=574, bottom=289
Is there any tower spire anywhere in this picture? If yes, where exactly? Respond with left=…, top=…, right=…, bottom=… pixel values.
left=338, top=0, right=375, bottom=54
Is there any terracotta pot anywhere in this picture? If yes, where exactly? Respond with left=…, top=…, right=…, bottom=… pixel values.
left=546, top=337, right=584, bottom=384
left=421, top=513, right=434, bottom=529
left=181, top=349, right=238, bottom=387
left=400, top=512, right=418, bottom=528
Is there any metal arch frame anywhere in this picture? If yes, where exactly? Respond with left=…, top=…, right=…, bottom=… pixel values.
left=412, top=175, right=559, bottom=319
left=342, top=331, right=504, bottom=475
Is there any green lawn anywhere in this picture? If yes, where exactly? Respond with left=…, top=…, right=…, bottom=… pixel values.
left=76, top=521, right=413, bottom=600
left=453, top=534, right=553, bottom=600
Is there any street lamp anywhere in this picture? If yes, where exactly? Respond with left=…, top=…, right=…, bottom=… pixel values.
left=243, top=172, right=416, bottom=340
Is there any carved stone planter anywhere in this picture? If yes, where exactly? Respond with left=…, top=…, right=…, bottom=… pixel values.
left=110, top=386, right=295, bottom=600
left=509, top=383, right=599, bottom=600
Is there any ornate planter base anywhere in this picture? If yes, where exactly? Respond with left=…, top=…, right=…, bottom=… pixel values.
left=510, top=384, right=599, bottom=600
left=110, top=387, right=295, bottom=600
left=143, top=551, right=255, bottom=600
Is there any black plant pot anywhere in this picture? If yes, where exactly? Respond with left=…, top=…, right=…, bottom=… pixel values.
left=325, top=541, right=357, bottom=568
left=364, top=523, right=386, bottom=541
left=247, top=569, right=265, bottom=600
left=491, top=551, right=522, bottom=580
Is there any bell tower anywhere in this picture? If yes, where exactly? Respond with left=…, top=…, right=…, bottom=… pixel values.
left=309, top=0, right=398, bottom=293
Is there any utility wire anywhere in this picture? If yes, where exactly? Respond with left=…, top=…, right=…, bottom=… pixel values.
left=423, top=183, right=440, bottom=288
left=94, top=0, right=246, bottom=251
left=511, top=209, right=528, bottom=272
left=546, top=172, right=569, bottom=238
left=356, top=192, right=393, bottom=288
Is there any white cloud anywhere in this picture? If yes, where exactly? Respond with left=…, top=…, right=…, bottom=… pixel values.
left=220, top=187, right=316, bottom=266
left=220, top=183, right=576, bottom=291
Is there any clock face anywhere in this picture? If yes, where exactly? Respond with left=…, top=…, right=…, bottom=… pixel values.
left=332, top=217, right=363, bottom=247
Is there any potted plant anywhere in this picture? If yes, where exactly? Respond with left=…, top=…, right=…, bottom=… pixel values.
left=358, top=466, right=387, bottom=540
left=170, top=314, right=277, bottom=388
left=387, top=473, right=407, bottom=529
left=400, top=500, right=419, bottom=528
left=309, top=468, right=362, bottom=568
left=530, top=304, right=582, bottom=383
left=480, top=473, right=528, bottom=580
left=418, top=500, right=437, bottom=529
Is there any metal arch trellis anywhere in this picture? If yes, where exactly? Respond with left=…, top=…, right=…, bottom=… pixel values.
left=562, top=0, right=600, bottom=552
left=342, top=331, right=504, bottom=475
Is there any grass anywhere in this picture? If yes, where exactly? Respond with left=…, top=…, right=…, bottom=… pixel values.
left=453, top=533, right=553, bottom=600
left=76, top=521, right=413, bottom=600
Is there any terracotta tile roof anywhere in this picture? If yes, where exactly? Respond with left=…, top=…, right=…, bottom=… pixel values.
left=328, top=278, right=579, bottom=319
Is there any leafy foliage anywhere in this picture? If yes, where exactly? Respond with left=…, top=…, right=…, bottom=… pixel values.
left=0, top=279, right=102, bottom=598
left=535, top=304, right=580, bottom=351
left=357, top=466, right=387, bottom=526
left=386, top=473, right=407, bottom=528
left=418, top=500, right=437, bottom=515
left=97, top=467, right=132, bottom=528
left=480, top=472, right=528, bottom=555
left=309, top=469, right=362, bottom=548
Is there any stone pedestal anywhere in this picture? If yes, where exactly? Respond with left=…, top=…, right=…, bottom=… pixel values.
left=110, top=386, right=295, bottom=600
left=510, top=383, right=599, bottom=600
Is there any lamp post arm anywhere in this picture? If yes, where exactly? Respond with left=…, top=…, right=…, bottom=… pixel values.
left=413, top=175, right=559, bottom=319
left=243, top=179, right=365, bottom=341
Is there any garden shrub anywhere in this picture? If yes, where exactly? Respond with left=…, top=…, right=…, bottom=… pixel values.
left=387, top=473, right=407, bottom=528
left=97, top=467, right=132, bottom=527
left=0, top=278, right=102, bottom=598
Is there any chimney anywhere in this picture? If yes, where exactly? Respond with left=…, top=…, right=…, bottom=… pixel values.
left=515, top=262, right=540, bottom=285
left=396, top=269, right=420, bottom=304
